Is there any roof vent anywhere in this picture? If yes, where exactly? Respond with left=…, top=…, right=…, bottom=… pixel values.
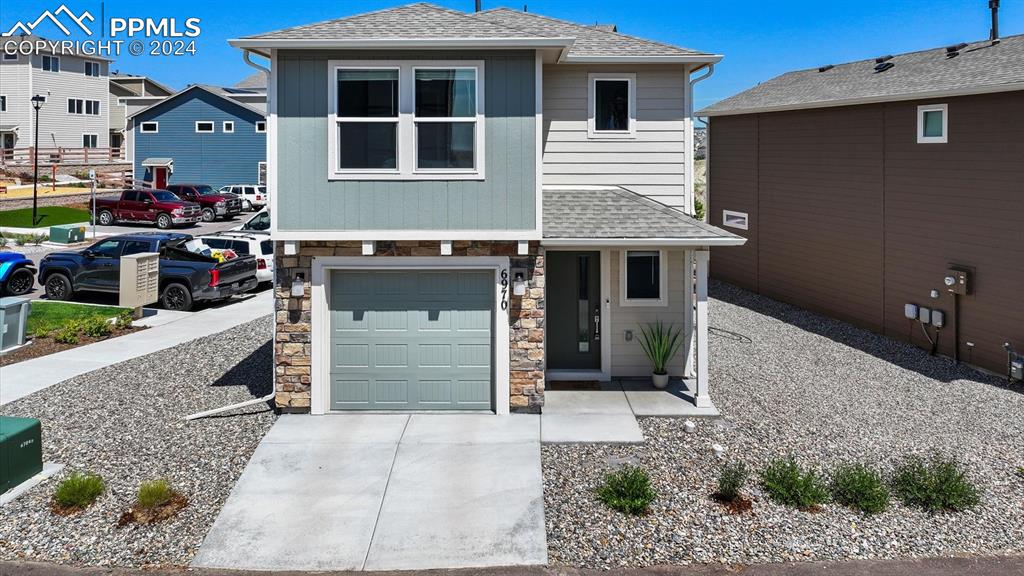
left=945, top=42, right=968, bottom=58
left=817, top=64, right=834, bottom=72
left=874, top=61, right=895, bottom=73
left=875, top=55, right=894, bottom=64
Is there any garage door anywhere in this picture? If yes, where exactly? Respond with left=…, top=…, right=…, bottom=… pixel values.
left=329, top=269, right=494, bottom=410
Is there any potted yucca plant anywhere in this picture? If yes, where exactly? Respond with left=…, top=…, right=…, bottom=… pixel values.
left=637, top=320, right=683, bottom=389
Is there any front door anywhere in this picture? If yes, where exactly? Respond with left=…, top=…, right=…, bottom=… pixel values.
left=154, top=167, right=168, bottom=189
left=547, top=251, right=601, bottom=370
left=1, top=134, right=14, bottom=160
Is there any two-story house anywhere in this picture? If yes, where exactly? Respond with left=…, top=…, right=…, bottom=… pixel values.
left=0, top=35, right=111, bottom=158
left=109, top=72, right=174, bottom=153
left=229, top=3, right=743, bottom=415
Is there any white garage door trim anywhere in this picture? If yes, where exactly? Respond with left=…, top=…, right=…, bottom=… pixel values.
left=311, top=256, right=512, bottom=415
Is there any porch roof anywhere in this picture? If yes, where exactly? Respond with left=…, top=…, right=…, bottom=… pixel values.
left=542, top=187, right=746, bottom=247
left=141, top=158, right=173, bottom=167
left=0, top=124, right=20, bottom=132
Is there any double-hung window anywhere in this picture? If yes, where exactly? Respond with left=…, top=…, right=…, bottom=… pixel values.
left=328, top=60, right=484, bottom=180
left=335, top=68, right=400, bottom=171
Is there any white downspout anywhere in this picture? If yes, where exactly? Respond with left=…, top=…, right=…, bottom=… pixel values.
left=184, top=49, right=274, bottom=421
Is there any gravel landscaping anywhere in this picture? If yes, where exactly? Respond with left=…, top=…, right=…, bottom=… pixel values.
left=544, top=280, right=1024, bottom=568
left=0, top=316, right=276, bottom=568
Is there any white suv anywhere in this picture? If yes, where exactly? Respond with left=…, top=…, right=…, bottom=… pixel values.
left=218, top=184, right=268, bottom=211
left=195, top=231, right=274, bottom=285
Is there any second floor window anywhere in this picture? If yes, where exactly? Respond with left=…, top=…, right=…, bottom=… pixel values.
left=255, top=121, right=266, bottom=133
left=68, top=98, right=101, bottom=115
left=195, top=121, right=214, bottom=133
left=84, top=61, right=101, bottom=77
left=140, top=122, right=159, bottom=133
left=589, top=73, right=636, bottom=138
left=42, top=55, right=60, bottom=72
left=328, top=60, right=484, bottom=180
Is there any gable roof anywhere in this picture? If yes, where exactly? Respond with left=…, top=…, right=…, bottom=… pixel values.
left=699, top=34, right=1024, bottom=117
left=110, top=72, right=175, bottom=96
left=234, top=72, right=267, bottom=90
left=229, top=3, right=719, bottom=63
left=474, top=8, right=715, bottom=61
left=127, top=84, right=266, bottom=121
left=543, top=187, right=744, bottom=246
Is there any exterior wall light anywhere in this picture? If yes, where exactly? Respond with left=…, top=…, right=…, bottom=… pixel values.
left=512, top=271, right=527, bottom=296
left=291, top=273, right=305, bottom=297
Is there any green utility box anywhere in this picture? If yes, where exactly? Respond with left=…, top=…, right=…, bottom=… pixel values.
left=50, top=224, right=86, bottom=244
left=0, top=416, right=43, bottom=494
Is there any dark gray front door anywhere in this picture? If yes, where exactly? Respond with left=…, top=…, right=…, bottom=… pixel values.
left=329, top=269, right=494, bottom=410
left=547, top=251, right=601, bottom=370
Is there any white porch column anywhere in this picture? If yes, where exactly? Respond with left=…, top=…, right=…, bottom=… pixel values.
left=693, top=250, right=712, bottom=408
left=682, top=250, right=696, bottom=377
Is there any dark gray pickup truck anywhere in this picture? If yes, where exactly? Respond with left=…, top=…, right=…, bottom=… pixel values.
left=39, top=232, right=258, bottom=311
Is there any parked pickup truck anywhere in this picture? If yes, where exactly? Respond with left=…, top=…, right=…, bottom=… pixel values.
left=39, top=232, right=258, bottom=311
left=165, top=184, right=243, bottom=222
left=94, top=189, right=202, bottom=229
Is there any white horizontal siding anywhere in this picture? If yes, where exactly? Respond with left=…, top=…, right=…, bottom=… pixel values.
left=609, top=248, right=689, bottom=378
left=542, top=64, right=688, bottom=208
left=0, top=60, right=31, bottom=147
left=30, top=54, right=109, bottom=149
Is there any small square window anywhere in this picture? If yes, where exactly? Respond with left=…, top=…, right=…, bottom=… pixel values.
left=195, top=121, right=214, bottom=133
left=621, top=250, right=666, bottom=306
left=223, top=121, right=234, bottom=133
left=722, top=210, right=749, bottom=230
left=917, top=104, right=947, bottom=143
left=140, top=122, right=159, bottom=133
left=255, top=121, right=266, bottom=133
left=82, top=134, right=98, bottom=148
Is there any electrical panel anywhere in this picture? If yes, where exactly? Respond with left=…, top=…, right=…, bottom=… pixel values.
left=944, top=268, right=970, bottom=295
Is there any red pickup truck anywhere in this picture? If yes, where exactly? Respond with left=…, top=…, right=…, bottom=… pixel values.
left=94, top=189, right=202, bottom=229
left=165, top=184, right=243, bottom=222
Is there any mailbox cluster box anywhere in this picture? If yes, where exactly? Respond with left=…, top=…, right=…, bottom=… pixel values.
left=119, top=252, right=160, bottom=309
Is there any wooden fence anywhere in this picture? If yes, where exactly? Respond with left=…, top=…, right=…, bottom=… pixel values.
left=0, top=146, right=126, bottom=166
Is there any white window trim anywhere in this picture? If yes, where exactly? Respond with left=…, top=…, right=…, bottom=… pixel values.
left=41, top=55, right=60, bottom=72
left=619, top=249, right=668, bottom=307
left=257, top=161, right=267, bottom=184
left=140, top=121, right=159, bottom=133
left=326, top=59, right=486, bottom=181
left=588, top=72, right=637, bottom=139
left=722, top=210, right=749, bottom=230
left=223, top=121, right=235, bottom=133
left=195, top=121, right=214, bottom=133
left=81, top=133, right=98, bottom=148
left=917, top=103, right=948, bottom=144
left=84, top=60, right=101, bottom=77
left=255, top=120, right=266, bottom=133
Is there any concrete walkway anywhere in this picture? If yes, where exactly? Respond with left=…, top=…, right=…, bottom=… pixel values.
left=541, top=379, right=720, bottom=444
left=192, top=414, right=546, bottom=572
left=0, top=291, right=272, bottom=405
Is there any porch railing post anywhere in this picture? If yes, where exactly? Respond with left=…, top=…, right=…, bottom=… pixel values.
left=683, top=251, right=696, bottom=377
left=694, top=250, right=712, bottom=408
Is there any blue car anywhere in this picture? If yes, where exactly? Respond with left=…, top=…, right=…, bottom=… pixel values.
left=0, top=252, right=36, bottom=296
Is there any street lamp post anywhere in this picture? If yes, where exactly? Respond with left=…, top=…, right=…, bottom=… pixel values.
left=30, top=94, right=46, bottom=227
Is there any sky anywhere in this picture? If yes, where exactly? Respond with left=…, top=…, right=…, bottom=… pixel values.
left=1, top=0, right=1021, bottom=110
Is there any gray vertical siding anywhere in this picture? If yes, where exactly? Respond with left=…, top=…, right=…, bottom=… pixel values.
left=276, top=50, right=536, bottom=232
left=133, top=89, right=266, bottom=189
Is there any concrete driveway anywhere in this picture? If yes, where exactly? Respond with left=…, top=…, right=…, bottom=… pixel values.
left=192, top=414, right=546, bottom=572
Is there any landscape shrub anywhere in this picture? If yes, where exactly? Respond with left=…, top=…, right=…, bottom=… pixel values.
left=52, top=323, right=80, bottom=344
left=890, top=454, right=979, bottom=513
left=0, top=235, right=8, bottom=249
left=30, top=233, right=49, bottom=246
left=136, top=479, right=174, bottom=510
left=716, top=461, right=749, bottom=502
left=829, top=463, right=890, bottom=514
left=53, top=472, right=105, bottom=510
left=694, top=198, right=706, bottom=221
left=114, top=310, right=134, bottom=330
left=77, top=316, right=113, bottom=338
left=760, top=455, right=829, bottom=510
left=596, top=465, right=657, bottom=515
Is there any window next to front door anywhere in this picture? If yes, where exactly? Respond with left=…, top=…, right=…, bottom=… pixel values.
left=621, top=249, right=667, bottom=306
left=589, top=73, right=636, bottom=139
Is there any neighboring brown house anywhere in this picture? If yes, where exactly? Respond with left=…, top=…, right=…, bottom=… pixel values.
left=698, top=34, right=1024, bottom=377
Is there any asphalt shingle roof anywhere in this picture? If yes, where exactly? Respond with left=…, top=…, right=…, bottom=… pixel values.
left=474, top=8, right=712, bottom=58
left=234, top=72, right=267, bottom=90
left=699, top=34, right=1024, bottom=116
left=240, top=3, right=550, bottom=41
left=543, top=188, right=742, bottom=243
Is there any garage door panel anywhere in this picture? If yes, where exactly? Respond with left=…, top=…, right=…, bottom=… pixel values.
left=329, top=269, right=494, bottom=411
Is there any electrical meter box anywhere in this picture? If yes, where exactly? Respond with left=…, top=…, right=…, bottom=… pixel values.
left=119, top=252, right=160, bottom=311
left=0, top=416, right=43, bottom=493
left=945, top=268, right=970, bottom=295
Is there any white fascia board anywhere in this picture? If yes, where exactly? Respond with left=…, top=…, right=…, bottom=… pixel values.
left=272, top=229, right=543, bottom=241
left=228, top=37, right=575, bottom=50
left=563, top=54, right=723, bottom=64
left=542, top=237, right=747, bottom=247
left=700, top=81, right=1024, bottom=117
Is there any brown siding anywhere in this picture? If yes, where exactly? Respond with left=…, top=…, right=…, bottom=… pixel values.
left=708, top=114, right=758, bottom=289
left=708, top=90, right=1024, bottom=375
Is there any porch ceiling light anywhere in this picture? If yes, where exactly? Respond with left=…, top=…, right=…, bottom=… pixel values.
left=291, top=273, right=305, bottom=297
left=512, top=271, right=527, bottom=296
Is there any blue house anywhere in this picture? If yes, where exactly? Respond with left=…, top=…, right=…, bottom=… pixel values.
left=126, top=85, right=266, bottom=190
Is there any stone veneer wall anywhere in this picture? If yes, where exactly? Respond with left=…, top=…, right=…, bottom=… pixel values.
left=274, top=241, right=545, bottom=413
